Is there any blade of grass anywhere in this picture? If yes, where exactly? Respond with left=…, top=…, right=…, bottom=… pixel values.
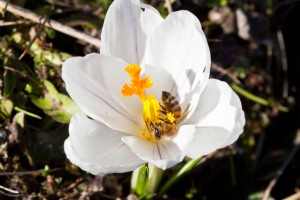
left=231, top=83, right=288, bottom=112
left=158, top=157, right=202, bottom=196
left=14, top=106, right=42, bottom=119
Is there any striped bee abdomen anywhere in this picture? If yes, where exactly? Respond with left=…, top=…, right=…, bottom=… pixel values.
left=162, top=91, right=181, bottom=118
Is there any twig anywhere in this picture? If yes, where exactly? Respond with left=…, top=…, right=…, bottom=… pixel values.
left=64, top=177, right=83, bottom=192
left=262, top=144, right=300, bottom=200
left=283, top=191, right=300, bottom=200
left=277, top=30, right=288, bottom=99
left=19, top=15, right=48, bottom=60
left=0, top=168, right=63, bottom=176
left=165, top=0, right=173, bottom=13
left=0, top=185, right=20, bottom=197
left=265, top=40, right=273, bottom=74
left=251, top=131, right=266, bottom=171
left=212, top=63, right=241, bottom=85
left=0, top=20, right=30, bottom=26
left=0, top=0, right=101, bottom=48
left=44, top=0, right=71, bottom=7
left=4, top=66, right=40, bottom=85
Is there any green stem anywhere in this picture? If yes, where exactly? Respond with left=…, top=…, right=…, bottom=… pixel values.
left=14, top=106, right=42, bottom=119
left=158, top=157, right=202, bottom=196
left=230, top=84, right=288, bottom=112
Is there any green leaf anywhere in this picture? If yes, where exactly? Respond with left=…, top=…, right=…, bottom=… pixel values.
left=13, top=112, right=25, bottom=128
left=58, top=94, right=80, bottom=117
left=30, top=80, right=60, bottom=110
left=41, top=165, right=50, bottom=177
left=30, top=80, right=79, bottom=123
left=30, top=42, right=71, bottom=68
left=147, top=164, right=164, bottom=194
left=30, top=95, right=53, bottom=110
left=54, top=177, right=63, bottom=184
left=44, top=80, right=60, bottom=102
left=131, top=164, right=149, bottom=197
left=44, top=27, right=56, bottom=39
left=0, top=98, right=14, bottom=117
left=43, top=95, right=80, bottom=123
left=220, top=0, right=228, bottom=6
left=248, top=191, right=265, bottom=200
left=44, top=109, right=70, bottom=123
left=3, top=70, right=16, bottom=98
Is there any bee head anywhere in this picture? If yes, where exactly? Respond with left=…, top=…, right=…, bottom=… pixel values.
left=149, top=122, right=162, bottom=139
left=154, top=127, right=162, bottom=139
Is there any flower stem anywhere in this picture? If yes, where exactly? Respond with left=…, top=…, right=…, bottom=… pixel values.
left=158, top=157, right=203, bottom=196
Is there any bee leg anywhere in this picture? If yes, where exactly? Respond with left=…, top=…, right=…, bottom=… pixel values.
left=158, top=117, right=165, bottom=121
left=155, top=116, right=165, bottom=121
left=159, top=103, right=165, bottom=109
left=159, top=103, right=167, bottom=113
left=149, top=121, right=155, bottom=131
left=145, top=120, right=151, bottom=132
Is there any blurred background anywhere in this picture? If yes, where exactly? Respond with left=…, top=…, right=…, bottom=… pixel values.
left=1, top=0, right=300, bottom=199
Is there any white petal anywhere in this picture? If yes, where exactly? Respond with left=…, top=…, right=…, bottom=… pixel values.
left=185, top=79, right=245, bottom=158
left=143, top=64, right=174, bottom=101
left=62, top=53, right=143, bottom=134
left=122, top=136, right=185, bottom=170
left=143, top=11, right=211, bottom=114
left=184, top=127, right=231, bottom=158
left=171, top=125, right=196, bottom=151
left=64, top=113, right=145, bottom=175
left=101, top=0, right=163, bottom=64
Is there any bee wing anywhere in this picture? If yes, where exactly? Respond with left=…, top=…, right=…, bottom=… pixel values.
left=176, top=103, right=191, bottom=124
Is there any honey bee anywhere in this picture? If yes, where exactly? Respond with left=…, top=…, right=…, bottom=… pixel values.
left=146, top=91, right=190, bottom=140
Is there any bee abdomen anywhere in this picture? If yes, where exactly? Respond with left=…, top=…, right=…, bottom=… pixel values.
left=172, top=105, right=181, bottom=118
left=162, top=91, right=171, bottom=102
left=162, top=91, right=181, bottom=118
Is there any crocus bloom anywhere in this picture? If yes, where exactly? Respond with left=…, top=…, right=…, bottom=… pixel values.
left=62, top=0, right=245, bottom=175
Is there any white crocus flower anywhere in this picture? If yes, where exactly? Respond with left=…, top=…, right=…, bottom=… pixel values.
left=62, top=0, right=245, bottom=175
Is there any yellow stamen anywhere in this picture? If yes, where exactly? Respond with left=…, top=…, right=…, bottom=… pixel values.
left=142, top=95, right=160, bottom=122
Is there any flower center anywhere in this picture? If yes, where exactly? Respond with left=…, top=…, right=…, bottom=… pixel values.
left=121, top=64, right=185, bottom=142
